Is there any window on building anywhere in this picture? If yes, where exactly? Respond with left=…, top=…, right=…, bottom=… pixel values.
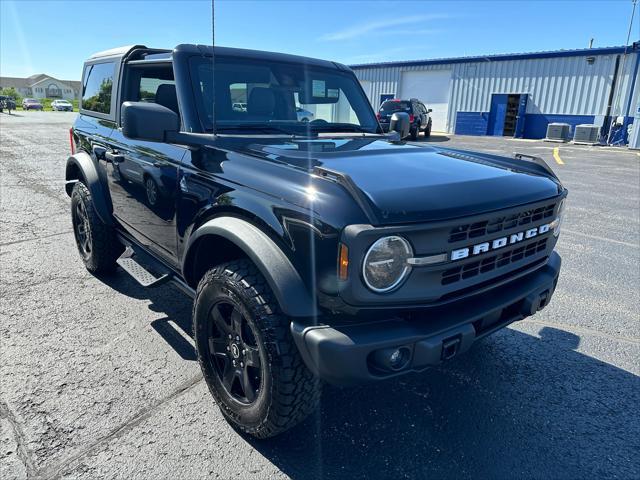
left=82, top=62, right=115, bottom=114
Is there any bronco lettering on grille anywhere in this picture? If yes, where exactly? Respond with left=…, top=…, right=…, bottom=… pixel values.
left=450, top=223, right=551, bottom=261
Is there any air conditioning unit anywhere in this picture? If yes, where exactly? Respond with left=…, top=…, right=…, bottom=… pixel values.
left=573, top=124, right=600, bottom=145
left=545, top=123, right=571, bottom=142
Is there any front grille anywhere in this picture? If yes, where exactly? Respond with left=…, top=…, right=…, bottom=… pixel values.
left=442, top=238, right=548, bottom=285
left=448, top=203, right=556, bottom=243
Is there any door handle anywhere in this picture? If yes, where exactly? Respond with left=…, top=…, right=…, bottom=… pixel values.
left=105, top=151, right=125, bottom=163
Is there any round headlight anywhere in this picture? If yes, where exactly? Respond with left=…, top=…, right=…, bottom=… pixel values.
left=553, top=198, right=566, bottom=237
left=362, top=236, right=413, bottom=293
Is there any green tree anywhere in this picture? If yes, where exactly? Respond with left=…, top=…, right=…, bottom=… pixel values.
left=0, top=87, right=21, bottom=102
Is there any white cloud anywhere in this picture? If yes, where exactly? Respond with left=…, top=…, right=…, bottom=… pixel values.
left=319, top=14, right=448, bottom=41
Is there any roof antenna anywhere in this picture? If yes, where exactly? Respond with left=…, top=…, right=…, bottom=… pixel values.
left=211, top=0, right=216, bottom=136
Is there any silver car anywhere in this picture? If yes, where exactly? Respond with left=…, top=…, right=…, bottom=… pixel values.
left=52, top=99, right=73, bottom=111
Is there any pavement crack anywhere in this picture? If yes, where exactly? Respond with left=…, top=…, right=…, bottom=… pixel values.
left=1, top=230, right=73, bottom=247
left=0, top=399, right=37, bottom=477
left=37, top=373, right=204, bottom=480
left=0, top=153, right=69, bottom=209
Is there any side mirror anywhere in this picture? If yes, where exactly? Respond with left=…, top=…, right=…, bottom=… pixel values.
left=390, top=112, right=410, bottom=139
left=427, top=108, right=433, bottom=113
left=122, top=101, right=179, bottom=142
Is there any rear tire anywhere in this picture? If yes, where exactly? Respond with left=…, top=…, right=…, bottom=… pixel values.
left=410, top=126, right=419, bottom=141
left=193, top=259, right=320, bottom=439
left=71, top=182, right=122, bottom=274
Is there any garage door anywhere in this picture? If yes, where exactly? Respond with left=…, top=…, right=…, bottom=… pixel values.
left=400, top=70, right=452, bottom=132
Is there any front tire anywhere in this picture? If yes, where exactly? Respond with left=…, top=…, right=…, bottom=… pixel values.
left=71, top=182, right=122, bottom=274
left=193, top=259, right=320, bottom=439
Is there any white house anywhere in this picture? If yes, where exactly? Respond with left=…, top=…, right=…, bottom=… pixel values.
left=0, top=74, right=80, bottom=100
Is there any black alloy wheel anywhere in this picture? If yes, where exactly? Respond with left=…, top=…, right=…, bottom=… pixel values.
left=193, top=259, right=321, bottom=438
left=73, top=199, right=92, bottom=259
left=206, top=300, right=262, bottom=404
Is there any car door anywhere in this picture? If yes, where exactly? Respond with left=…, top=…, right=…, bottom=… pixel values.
left=102, top=65, right=185, bottom=263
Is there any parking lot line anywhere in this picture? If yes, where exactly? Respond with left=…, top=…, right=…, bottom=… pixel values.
left=552, top=147, right=565, bottom=165
left=563, top=228, right=639, bottom=248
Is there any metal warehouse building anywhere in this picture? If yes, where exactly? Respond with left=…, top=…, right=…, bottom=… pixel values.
left=351, top=43, right=640, bottom=143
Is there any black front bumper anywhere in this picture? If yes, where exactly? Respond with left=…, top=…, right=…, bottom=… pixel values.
left=292, top=252, right=561, bottom=386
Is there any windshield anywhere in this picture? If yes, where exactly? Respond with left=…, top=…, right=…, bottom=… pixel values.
left=189, top=56, right=378, bottom=135
left=380, top=100, right=411, bottom=113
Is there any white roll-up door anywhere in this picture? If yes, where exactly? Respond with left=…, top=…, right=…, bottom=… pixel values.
left=400, top=70, right=452, bottom=132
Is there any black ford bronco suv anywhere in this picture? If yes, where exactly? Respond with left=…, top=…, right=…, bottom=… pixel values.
left=66, top=45, right=566, bottom=438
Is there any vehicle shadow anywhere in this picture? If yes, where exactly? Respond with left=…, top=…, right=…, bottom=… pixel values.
left=99, top=272, right=196, bottom=360
left=246, top=326, right=639, bottom=479
left=98, top=271, right=639, bottom=479
left=422, top=133, right=451, bottom=143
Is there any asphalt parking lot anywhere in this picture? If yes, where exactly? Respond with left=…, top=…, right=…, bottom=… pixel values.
left=1, top=112, right=638, bottom=479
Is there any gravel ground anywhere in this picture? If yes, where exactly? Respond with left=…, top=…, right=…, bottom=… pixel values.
left=1, top=111, right=638, bottom=479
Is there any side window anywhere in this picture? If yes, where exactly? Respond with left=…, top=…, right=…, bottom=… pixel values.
left=230, top=83, right=248, bottom=112
left=229, top=82, right=270, bottom=114
left=139, top=76, right=175, bottom=102
left=82, top=62, right=115, bottom=114
left=295, top=89, right=359, bottom=124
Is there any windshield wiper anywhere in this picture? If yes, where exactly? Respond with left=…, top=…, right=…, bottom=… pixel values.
left=307, top=123, right=370, bottom=133
left=215, top=124, right=297, bottom=135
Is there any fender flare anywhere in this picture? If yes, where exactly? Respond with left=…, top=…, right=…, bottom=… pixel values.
left=184, top=217, right=317, bottom=318
left=65, top=152, right=114, bottom=225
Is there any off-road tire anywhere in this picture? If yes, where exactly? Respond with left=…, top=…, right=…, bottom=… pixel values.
left=193, top=259, right=321, bottom=439
left=425, top=122, right=432, bottom=138
left=70, top=182, right=122, bottom=274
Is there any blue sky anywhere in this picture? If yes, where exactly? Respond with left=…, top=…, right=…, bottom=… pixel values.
left=1, top=0, right=637, bottom=80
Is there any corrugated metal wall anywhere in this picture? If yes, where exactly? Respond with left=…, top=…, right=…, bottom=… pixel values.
left=353, top=51, right=639, bottom=134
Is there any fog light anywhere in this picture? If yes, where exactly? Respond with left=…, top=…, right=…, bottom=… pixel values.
left=371, top=346, right=411, bottom=372
left=389, top=349, right=403, bottom=366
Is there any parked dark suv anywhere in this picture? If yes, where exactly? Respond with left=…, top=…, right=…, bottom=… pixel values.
left=66, top=44, right=565, bottom=439
left=0, top=95, right=16, bottom=113
left=377, top=98, right=432, bottom=140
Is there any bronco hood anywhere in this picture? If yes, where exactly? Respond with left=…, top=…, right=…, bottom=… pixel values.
left=243, top=137, right=562, bottom=225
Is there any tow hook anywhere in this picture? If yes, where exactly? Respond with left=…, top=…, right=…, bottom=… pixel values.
left=523, top=289, right=551, bottom=315
left=441, top=337, right=461, bottom=361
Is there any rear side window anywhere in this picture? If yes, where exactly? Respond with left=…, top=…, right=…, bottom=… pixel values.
left=82, top=62, right=115, bottom=114
left=380, top=100, right=411, bottom=113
